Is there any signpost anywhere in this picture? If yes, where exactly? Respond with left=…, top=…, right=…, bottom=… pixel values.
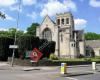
left=9, top=45, right=18, bottom=67
left=9, top=45, right=18, bottom=49
left=9, top=0, right=21, bottom=67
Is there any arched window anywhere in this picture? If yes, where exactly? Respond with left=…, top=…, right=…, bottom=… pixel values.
left=61, top=18, right=64, bottom=25
left=66, top=18, right=69, bottom=24
left=57, top=19, right=60, bottom=25
left=42, top=28, right=52, bottom=41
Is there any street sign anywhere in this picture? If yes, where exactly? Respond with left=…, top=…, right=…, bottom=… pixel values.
left=30, top=41, right=50, bottom=62
left=9, top=45, right=18, bottom=49
left=30, top=48, right=43, bottom=62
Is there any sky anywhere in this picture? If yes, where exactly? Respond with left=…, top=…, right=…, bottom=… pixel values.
left=0, top=0, right=100, bottom=33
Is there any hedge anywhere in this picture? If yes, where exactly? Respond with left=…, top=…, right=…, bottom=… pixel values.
left=0, top=37, right=14, bottom=61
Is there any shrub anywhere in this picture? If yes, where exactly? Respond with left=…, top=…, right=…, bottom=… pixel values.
left=84, top=58, right=91, bottom=61
left=49, top=54, right=59, bottom=60
left=95, top=56, right=100, bottom=59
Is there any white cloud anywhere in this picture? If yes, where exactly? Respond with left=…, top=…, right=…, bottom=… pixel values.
left=9, top=5, right=22, bottom=12
left=6, top=15, right=14, bottom=21
left=27, top=12, right=37, bottom=20
left=0, top=28, right=8, bottom=31
left=22, top=0, right=37, bottom=6
left=63, top=0, right=77, bottom=11
left=0, top=11, right=15, bottom=21
left=74, top=19, right=87, bottom=26
left=40, top=0, right=77, bottom=17
left=5, top=14, right=15, bottom=21
left=0, top=0, right=17, bottom=7
left=74, top=18, right=87, bottom=30
left=24, top=30, right=27, bottom=33
left=90, top=0, right=100, bottom=7
left=0, top=0, right=22, bottom=12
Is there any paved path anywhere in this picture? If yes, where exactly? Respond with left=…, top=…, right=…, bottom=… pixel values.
left=0, top=62, right=100, bottom=80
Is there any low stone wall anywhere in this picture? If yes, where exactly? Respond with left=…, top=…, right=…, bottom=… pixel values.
left=8, top=57, right=59, bottom=66
left=8, top=57, right=100, bottom=66
left=8, top=57, right=32, bottom=66
left=8, top=57, right=53, bottom=66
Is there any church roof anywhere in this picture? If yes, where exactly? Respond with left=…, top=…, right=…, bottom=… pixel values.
left=41, top=15, right=56, bottom=25
left=86, top=40, right=100, bottom=48
left=56, top=12, right=73, bottom=17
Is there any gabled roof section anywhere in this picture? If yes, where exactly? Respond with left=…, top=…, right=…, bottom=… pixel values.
left=86, top=40, right=100, bottom=48
left=41, top=15, right=55, bottom=26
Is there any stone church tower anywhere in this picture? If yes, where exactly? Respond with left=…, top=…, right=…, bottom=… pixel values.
left=36, top=12, right=85, bottom=58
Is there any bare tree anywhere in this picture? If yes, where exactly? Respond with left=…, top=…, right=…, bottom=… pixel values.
left=0, top=11, right=6, bottom=19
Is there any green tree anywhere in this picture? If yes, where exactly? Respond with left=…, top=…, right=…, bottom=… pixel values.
left=27, top=23, right=39, bottom=36
left=0, top=31, right=9, bottom=38
left=85, top=32, right=100, bottom=40
left=8, top=28, right=23, bottom=39
left=0, top=28, right=23, bottom=39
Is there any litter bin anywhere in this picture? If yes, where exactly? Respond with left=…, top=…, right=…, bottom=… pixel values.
left=92, top=62, right=96, bottom=70
left=61, top=63, right=67, bottom=74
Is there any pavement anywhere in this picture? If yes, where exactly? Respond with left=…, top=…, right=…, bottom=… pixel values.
left=0, top=62, right=100, bottom=80
left=0, top=62, right=58, bottom=70
left=0, top=62, right=99, bottom=73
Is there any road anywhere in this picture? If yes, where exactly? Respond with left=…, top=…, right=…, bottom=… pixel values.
left=0, top=62, right=100, bottom=80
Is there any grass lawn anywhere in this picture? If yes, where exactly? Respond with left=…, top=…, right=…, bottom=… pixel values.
left=52, top=56, right=100, bottom=62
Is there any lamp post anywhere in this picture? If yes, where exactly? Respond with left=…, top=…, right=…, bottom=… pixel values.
left=11, top=0, right=21, bottom=67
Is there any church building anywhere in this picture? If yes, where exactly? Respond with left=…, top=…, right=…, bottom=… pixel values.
left=36, top=12, right=85, bottom=58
